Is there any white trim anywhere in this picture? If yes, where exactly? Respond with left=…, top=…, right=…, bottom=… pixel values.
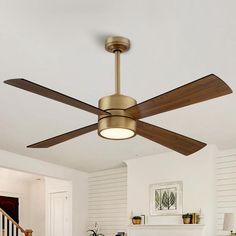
left=46, top=185, right=72, bottom=194
left=0, top=191, right=20, bottom=199
left=46, top=181, right=72, bottom=236
left=128, top=224, right=205, bottom=229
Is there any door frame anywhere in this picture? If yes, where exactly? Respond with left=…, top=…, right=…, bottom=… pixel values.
left=46, top=184, right=72, bottom=236
left=0, top=191, right=21, bottom=222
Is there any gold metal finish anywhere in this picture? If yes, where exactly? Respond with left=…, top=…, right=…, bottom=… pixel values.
left=98, top=94, right=137, bottom=140
left=115, top=51, right=121, bottom=94
left=99, top=37, right=135, bottom=140
left=106, top=36, right=131, bottom=95
left=98, top=116, right=136, bottom=140
left=105, top=36, right=130, bottom=53
left=99, top=94, right=136, bottom=111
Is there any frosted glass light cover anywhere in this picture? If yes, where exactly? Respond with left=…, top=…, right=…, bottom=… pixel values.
left=100, top=128, right=135, bottom=140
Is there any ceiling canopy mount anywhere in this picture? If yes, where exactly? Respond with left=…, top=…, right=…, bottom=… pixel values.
left=105, top=36, right=130, bottom=53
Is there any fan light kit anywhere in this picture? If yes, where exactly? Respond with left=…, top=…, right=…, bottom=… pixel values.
left=4, top=36, right=233, bottom=156
left=98, top=37, right=136, bottom=140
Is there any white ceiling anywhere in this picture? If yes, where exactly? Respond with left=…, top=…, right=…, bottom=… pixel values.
left=0, top=0, right=235, bottom=172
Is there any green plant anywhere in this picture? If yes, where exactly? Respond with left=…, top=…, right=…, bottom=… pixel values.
left=182, top=213, right=191, bottom=219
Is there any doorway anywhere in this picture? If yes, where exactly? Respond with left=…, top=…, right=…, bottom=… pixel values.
left=0, top=196, right=19, bottom=223
left=0, top=196, right=19, bottom=236
left=50, top=191, right=70, bottom=236
left=46, top=178, right=72, bottom=236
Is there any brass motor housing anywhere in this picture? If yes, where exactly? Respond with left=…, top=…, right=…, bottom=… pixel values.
left=98, top=94, right=137, bottom=139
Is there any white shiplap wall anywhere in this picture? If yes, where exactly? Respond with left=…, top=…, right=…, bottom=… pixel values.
left=88, top=168, right=128, bottom=236
left=217, top=153, right=236, bottom=236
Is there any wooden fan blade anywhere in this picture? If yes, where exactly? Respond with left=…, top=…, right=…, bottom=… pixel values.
left=126, top=74, right=232, bottom=119
left=4, top=79, right=108, bottom=116
left=27, top=123, right=98, bottom=148
left=136, top=120, right=206, bottom=156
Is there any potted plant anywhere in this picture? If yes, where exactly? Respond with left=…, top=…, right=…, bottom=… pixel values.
left=87, top=222, right=104, bottom=236
left=182, top=213, right=192, bottom=224
left=87, top=230, right=104, bottom=236
left=132, top=216, right=142, bottom=225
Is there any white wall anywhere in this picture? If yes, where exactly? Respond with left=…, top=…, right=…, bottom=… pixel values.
left=29, top=179, right=46, bottom=236
left=125, top=145, right=218, bottom=236
left=216, top=149, right=236, bottom=236
left=0, top=172, right=30, bottom=228
left=0, top=149, right=88, bottom=236
left=88, top=168, right=127, bottom=236
left=0, top=168, right=46, bottom=235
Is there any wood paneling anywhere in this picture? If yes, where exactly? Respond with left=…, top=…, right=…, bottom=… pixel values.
left=216, top=154, right=236, bottom=236
left=88, top=168, right=127, bottom=236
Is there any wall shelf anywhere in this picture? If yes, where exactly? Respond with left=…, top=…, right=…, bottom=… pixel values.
left=128, top=224, right=205, bottom=230
left=128, top=224, right=205, bottom=236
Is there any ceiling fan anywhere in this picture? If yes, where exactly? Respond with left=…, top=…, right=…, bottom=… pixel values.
left=4, top=36, right=233, bottom=155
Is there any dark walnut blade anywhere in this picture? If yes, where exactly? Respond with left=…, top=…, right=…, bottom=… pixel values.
left=136, top=120, right=206, bottom=156
left=27, top=123, right=98, bottom=148
left=126, top=74, right=233, bottom=119
left=4, top=79, right=108, bottom=116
